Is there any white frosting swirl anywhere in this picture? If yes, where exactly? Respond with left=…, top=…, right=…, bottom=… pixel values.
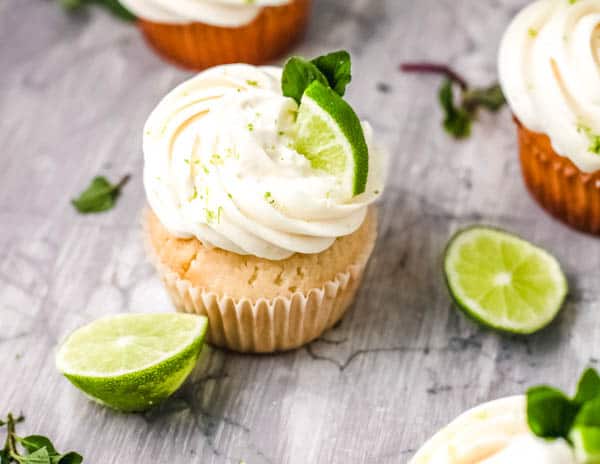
left=143, top=64, right=385, bottom=260
left=499, top=0, right=600, bottom=173
left=410, top=397, right=576, bottom=464
left=119, top=0, right=291, bottom=26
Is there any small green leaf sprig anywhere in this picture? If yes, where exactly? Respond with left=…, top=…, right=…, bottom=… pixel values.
left=58, top=0, right=136, bottom=21
left=401, top=62, right=506, bottom=139
left=1, top=413, right=83, bottom=464
left=71, top=174, right=130, bottom=214
left=527, top=368, right=600, bottom=462
left=281, top=50, right=352, bottom=104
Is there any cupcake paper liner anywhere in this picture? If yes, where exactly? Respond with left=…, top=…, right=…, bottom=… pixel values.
left=138, top=0, right=311, bottom=71
left=143, top=210, right=376, bottom=353
left=517, top=119, right=600, bottom=235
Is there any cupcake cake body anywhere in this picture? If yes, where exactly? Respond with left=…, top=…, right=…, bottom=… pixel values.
left=410, top=396, right=576, bottom=463
left=121, top=0, right=311, bottom=69
left=499, top=0, right=600, bottom=234
left=143, top=62, right=386, bottom=352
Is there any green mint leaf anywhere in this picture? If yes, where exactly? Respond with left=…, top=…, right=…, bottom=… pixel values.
left=281, top=57, right=329, bottom=104
left=18, top=436, right=57, bottom=455
left=570, top=426, right=600, bottom=463
left=54, top=452, right=83, bottom=464
left=527, top=386, right=579, bottom=439
left=462, top=83, right=506, bottom=113
left=575, top=369, right=600, bottom=405
left=58, top=0, right=136, bottom=21
left=575, top=397, right=600, bottom=428
left=20, top=447, right=52, bottom=464
left=92, top=0, right=136, bottom=21
left=311, top=51, right=352, bottom=96
left=439, top=79, right=472, bottom=139
left=71, top=175, right=130, bottom=214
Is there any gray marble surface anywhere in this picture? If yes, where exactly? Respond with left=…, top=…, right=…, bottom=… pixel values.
left=2, top=0, right=599, bottom=462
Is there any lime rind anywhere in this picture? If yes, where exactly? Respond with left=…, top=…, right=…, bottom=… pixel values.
left=295, top=81, right=369, bottom=197
left=56, top=313, right=208, bottom=412
left=444, top=226, right=568, bottom=335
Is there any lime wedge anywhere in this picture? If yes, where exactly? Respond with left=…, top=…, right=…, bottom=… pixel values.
left=571, top=426, right=600, bottom=463
left=295, top=81, right=369, bottom=197
left=56, top=313, right=208, bottom=412
left=444, top=227, right=567, bottom=334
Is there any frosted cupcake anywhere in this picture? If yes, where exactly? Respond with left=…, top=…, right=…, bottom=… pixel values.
left=143, top=52, right=386, bottom=352
left=499, top=0, right=600, bottom=234
left=119, top=0, right=311, bottom=70
left=411, top=368, right=600, bottom=463
left=410, top=397, right=576, bottom=463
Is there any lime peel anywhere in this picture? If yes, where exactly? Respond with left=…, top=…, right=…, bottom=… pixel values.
left=444, top=226, right=568, bottom=335
left=56, top=313, right=208, bottom=412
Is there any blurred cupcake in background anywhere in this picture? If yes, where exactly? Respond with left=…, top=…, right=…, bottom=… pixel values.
left=499, top=0, right=600, bottom=235
left=120, top=0, right=311, bottom=70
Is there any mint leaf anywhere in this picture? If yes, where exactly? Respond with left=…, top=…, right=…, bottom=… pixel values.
left=575, top=397, right=600, bottom=427
left=439, top=79, right=471, bottom=139
left=281, top=57, right=329, bottom=104
left=17, top=437, right=57, bottom=455
left=526, top=386, right=579, bottom=438
left=463, top=84, right=506, bottom=113
left=571, top=426, right=600, bottom=463
left=55, top=453, right=83, bottom=464
left=311, top=51, right=352, bottom=96
left=20, top=447, right=51, bottom=464
left=58, top=0, right=136, bottom=21
left=575, top=369, right=600, bottom=405
left=71, top=175, right=130, bottom=214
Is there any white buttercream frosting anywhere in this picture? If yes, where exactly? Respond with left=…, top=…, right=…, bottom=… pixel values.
left=143, top=64, right=385, bottom=260
left=119, top=0, right=292, bottom=27
left=499, top=0, right=600, bottom=173
left=410, top=396, right=576, bottom=464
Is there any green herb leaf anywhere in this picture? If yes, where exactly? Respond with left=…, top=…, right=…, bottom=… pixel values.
left=0, top=414, right=83, bottom=464
left=55, top=452, right=83, bottom=464
left=526, top=386, right=579, bottom=439
left=575, top=368, right=600, bottom=405
left=575, top=397, right=600, bottom=428
left=17, top=437, right=57, bottom=456
left=570, top=426, right=600, bottom=463
left=71, top=175, right=130, bottom=214
left=311, top=51, right=352, bottom=96
left=58, top=0, right=136, bottom=21
left=439, top=79, right=472, bottom=139
left=20, top=447, right=51, bottom=464
left=281, top=57, right=329, bottom=104
left=462, top=83, right=506, bottom=113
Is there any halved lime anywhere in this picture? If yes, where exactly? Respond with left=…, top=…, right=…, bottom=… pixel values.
left=444, top=227, right=567, bottom=335
left=56, top=313, right=208, bottom=412
left=294, top=81, right=369, bottom=197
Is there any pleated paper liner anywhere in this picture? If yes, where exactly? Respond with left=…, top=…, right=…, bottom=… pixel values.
left=138, top=0, right=312, bottom=71
left=143, top=208, right=377, bottom=353
left=516, top=118, right=600, bottom=235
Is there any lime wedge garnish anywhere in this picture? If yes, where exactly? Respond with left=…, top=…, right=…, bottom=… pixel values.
left=295, top=81, right=369, bottom=197
left=444, top=227, right=567, bottom=334
left=56, top=313, right=208, bottom=412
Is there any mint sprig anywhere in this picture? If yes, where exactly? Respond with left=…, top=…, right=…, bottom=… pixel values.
left=1, top=413, right=82, bottom=464
left=401, top=62, right=506, bottom=139
left=282, top=51, right=353, bottom=104
left=527, top=368, right=600, bottom=462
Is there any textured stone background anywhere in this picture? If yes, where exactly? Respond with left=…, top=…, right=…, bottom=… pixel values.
left=2, top=0, right=599, bottom=462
